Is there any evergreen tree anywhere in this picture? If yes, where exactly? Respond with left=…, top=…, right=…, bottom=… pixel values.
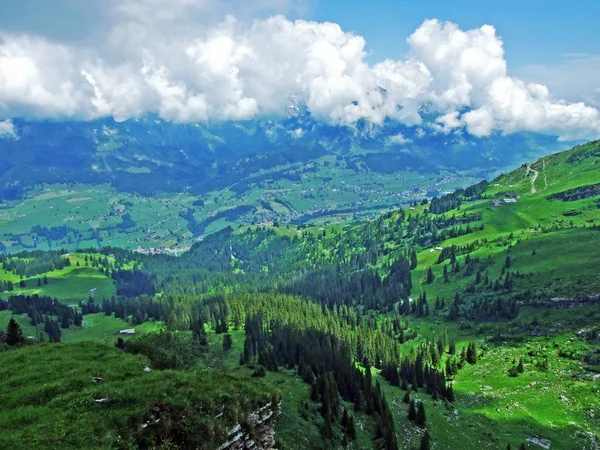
left=6, top=317, right=24, bottom=346
left=446, top=384, right=455, bottom=402
left=426, top=267, right=435, bottom=284
left=347, top=415, right=356, bottom=440
left=415, top=402, right=427, bottom=427
left=60, top=312, right=70, bottom=329
left=408, top=399, right=417, bottom=421
left=420, top=431, right=431, bottom=450
left=466, top=341, right=478, bottom=364
left=115, top=337, right=125, bottom=349
left=222, top=333, right=233, bottom=351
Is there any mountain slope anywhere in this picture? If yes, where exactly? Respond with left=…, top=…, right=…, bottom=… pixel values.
left=0, top=115, right=577, bottom=253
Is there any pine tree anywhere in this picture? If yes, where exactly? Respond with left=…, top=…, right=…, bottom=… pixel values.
left=466, top=341, right=478, bottom=364
left=426, top=267, right=435, bottom=284
left=222, top=333, right=233, bottom=351
left=6, top=317, right=24, bottom=346
left=446, top=384, right=455, bottom=402
left=415, top=402, right=427, bottom=427
left=347, top=414, right=356, bottom=440
left=61, top=312, right=70, bottom=329
left=311, top=382, right=320, bottom=401
left=420, top=430, right=431, bottom=450
left=408, top=399, right=417, bottom=420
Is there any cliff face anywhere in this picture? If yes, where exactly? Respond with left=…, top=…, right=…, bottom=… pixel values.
left=217, top=401, right=280, bottom=450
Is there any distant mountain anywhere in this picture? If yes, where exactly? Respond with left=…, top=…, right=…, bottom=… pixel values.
left=0, top=110, right=576, bottom=200
left=0, top=110, right=582, bottom=253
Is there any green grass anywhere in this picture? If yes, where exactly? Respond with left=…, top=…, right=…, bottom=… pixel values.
left=0, top=341, right=273, bottom=450
left=0, top=253, right=116, bottom=306
left=378, top=319, right=600, bottom=450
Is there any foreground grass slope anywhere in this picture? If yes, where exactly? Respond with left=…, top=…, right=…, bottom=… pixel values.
left=0, top=341, right=273, bottom=450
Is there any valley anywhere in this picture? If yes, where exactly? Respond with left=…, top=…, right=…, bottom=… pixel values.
left=1, top=141, right=599, bottom=449
left=0, top=117, right=573, bottom=253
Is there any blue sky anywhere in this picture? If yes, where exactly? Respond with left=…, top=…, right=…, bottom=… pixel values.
left=307, top=0, right=600, bottom=67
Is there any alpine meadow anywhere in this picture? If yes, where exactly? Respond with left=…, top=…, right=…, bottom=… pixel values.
left=0, top=1, right=599, bottom=450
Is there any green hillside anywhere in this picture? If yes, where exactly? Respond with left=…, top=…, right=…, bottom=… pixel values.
left=1, top=141, right=599, bottom=449
left=0, top=341, right=274, bottom=450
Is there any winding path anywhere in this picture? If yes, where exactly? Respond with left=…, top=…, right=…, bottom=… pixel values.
left=526, top=161, right=539, bottom=194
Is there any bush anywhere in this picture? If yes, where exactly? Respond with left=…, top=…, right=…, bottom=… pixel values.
left=124, top=330, right=202, bottom=370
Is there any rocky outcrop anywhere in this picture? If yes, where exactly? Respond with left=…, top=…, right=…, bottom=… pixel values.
left=217, top=401, right=280, bottom=450
left=536, top=293, right=600, bottom=309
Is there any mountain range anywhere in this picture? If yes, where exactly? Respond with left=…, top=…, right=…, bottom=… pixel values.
left=0, top=108, right=578, bottom=253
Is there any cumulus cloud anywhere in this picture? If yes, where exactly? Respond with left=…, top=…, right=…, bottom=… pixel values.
left=388, top=132, right=412, bottom=144
left=0, top=119, right=17, bottom=139
left=0, top=1, right=599, bottom=141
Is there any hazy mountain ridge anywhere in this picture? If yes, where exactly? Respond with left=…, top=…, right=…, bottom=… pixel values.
left=0, top=111, right=576, bottom=199
left=0, top=111, right=581, bottom=253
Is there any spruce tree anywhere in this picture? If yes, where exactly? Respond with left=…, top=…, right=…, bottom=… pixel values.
left=222, top=333, right=233, bottom=351
left=420, top=430, right=431, bottom=450
left=466, top=341, right=478, bottom=364
left=347, top=415, right=356, bottom=440
left=446, top=384, right=455, bottom=402
left=415, top=402, right=427, bottom=427
left=61, top=313, right=70, bottom=329
left=408, top=399, right=417, bottom=421
left=426, top=267, right=435, bottom=284
left=6, top=317, right=24, bottom=346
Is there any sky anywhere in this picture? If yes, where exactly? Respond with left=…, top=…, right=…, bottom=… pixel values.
left=0, top=0, right=599, bottom=141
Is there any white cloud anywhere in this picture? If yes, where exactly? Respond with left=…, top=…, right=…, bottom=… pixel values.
left=0, top=4, right=599, bottom=141
left=291, top=127, right=304, bottom=138
left=0, top=119, right=17, bottom=139
left=433, top=111, right=462, bottom=133
left=388, top=132, right=411, bottom=144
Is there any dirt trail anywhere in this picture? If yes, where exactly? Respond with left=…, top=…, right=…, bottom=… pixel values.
left=525, top=160, right=539, bottom=194
left=543, top=159, right=548, bottom=190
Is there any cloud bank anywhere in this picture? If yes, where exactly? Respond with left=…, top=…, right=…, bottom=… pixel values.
left=0, top=0, right=599, bottom=141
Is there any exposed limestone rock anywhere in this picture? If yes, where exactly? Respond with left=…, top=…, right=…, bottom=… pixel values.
left=217, top=401, right=280, bottom=450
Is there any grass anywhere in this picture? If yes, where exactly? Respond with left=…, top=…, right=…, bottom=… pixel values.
left=0, top=311, right=164, bottom=345
left=378, top=317, right=600, bottom=450
left=0, top=341, right=273, bottom=450
left=0, top=253, right=116, bottom=306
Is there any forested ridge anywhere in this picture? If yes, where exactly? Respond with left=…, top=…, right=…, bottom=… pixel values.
left=1, top=141, right=600, bottom=449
